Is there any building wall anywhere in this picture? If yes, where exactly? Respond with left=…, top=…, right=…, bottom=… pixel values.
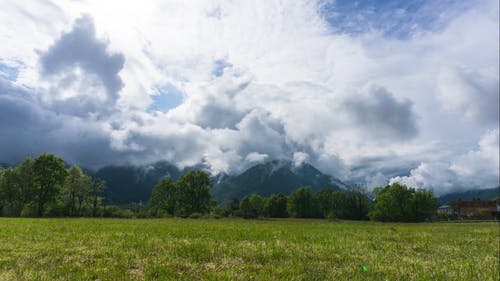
left=458, top=200, right=498, bottom=218
left=437, top=208, right=453, bottom=215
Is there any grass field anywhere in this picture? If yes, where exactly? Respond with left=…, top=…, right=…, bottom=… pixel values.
left=0, top=218, right=498, bottom=281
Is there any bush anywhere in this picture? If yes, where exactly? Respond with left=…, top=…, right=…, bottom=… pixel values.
left=103, top=205, right=134, bottom=218
left=136, top=209, right=151, bottom=218
left=211, top=206, right=225, bottom=217
left=20, top=204, right=37, bottom=217
left=232, top=209, right=244, bottom=218
left=45, top=202, right=65, bottom=217
left=211, top=213, right=222, bottom=219
left=1, top=205, right=18, bottom=217
left=240, top=196, right=257, bottom=218
left=189, top=212, right=203, bottom=219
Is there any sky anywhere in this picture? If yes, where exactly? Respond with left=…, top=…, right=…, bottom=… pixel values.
left=0, top=0, right=498, bottom=195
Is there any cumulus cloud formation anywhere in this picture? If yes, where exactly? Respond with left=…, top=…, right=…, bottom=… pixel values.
left=0, top=78, right=115, bottom=168
left=39, top=15, right=124, bottom=117
left=437, top=67, right=499, bottom=124
left=390, top=129, right=500, bottom=195
left=0, top=0, right=498, bottom=194
left=343, top=86, right=418, bottom=140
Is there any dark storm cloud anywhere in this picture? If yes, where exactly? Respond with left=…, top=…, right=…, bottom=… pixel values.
left=194, top=102, right=247, bottom=130
left=0, top=78, right=119, bottom=168
left=39, top=15, right=124, bottom=117
left=344, top=86, right=418, bottom=140
left=0, top=16, right=130, bottom=168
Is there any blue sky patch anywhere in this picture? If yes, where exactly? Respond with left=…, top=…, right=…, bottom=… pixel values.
left=147, top=83, right=184, bottom=112
left=0, top=63, right=19, bottom=81
left=212, top=59, right=232, bottom=77
left=320, top=0, right=472, bottom=39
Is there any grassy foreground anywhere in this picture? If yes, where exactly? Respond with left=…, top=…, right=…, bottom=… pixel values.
left=0, top=218, right=498, bottom=281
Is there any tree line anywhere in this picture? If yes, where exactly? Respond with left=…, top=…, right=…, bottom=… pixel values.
left=210, top=186, right=372, bottom=220
left=149, top=170, right=215, bottom=217
left=0, top=153, right=106, bottom=217
left=1, top=153, right=439, bottom=221
left=149, top=175, right=439, bottom=222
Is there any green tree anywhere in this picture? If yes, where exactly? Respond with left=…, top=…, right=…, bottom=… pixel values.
left=249, top=194, right=265, bottom=217
left=239, top=196, right=256, bottom=218
left=0, top=167, right=3, bottom=214
left=315, top=188, right=334, bottom=218
left=330, top=191, right=347, bottom=218
left=287, top=187, right=313, bottom=218
left=217, top=198, right=240, bottom=217
left=412, top=189, right=439, bottom=221
left=33, top=153, right=68, bottom=217
left=149, top=178, right=177, bottom=217
left=62, top=165, right=90, bottom=216
left=229, top=198, right=240, bottom=211
left=316, top=187, right=372, bottom=220
left=1, top=168, right=26, bottom=216
left=342, top=185, right=372, bottom=220
left=369, top=183, right=437, bottom=222
left=0, top=158, right=36, bottom=217
left=90, top=178, right=106, bottom=217
left=264, top=193, right=288, bottom=218
left=175, top=171, right=213, bottom=216
left=76, top=175, right=92, bottom=216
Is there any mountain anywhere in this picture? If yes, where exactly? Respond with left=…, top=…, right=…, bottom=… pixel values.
left=212, top=160, right=345, bottom=203
left=94, top=161, right=182, bottom=204
left=438, top=187, right=500, bottom=204
left=92, top=160, right=345, bottom=205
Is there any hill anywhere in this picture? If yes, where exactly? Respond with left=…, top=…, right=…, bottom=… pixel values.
left=211, top=160, right=345, bottom=203
left=438, top=187, right=500, bottom=204
left=92, top=160, right=345, bottom=204
left=94, top=161, right=182, bottom=204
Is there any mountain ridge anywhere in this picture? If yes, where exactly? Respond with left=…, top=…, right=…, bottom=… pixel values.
left=211, top=160, right=345, bottom=203
left=3, top=158, right=497, bottom=205
left=92, top=159, right=345, bottom=204
left=437, top=187, right=500, bottom=204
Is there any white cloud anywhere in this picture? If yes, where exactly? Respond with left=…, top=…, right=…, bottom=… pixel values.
left=245, top=152, right=268, bottom=163
left=39, top=15, right=125, bottom=117
left=437, top=66, right=499, bottom=124
left=292, top=152, right=310, bottom=167
left=390, top=129, right=499, bottom=195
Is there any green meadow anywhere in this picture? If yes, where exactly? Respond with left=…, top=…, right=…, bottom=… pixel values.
left=0, top=218, right=498, bottom=281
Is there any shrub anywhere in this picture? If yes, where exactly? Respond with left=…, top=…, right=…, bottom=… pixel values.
left=189, top=212, right=203, bottom=219
left=103, top=205, right=134, bottom=218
